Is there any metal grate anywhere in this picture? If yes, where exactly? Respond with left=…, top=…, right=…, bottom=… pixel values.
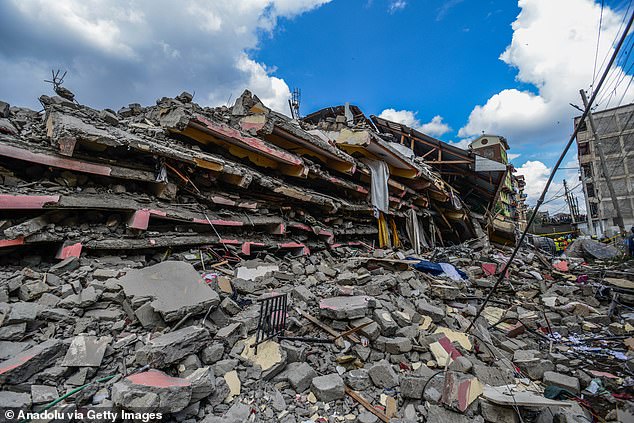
left=254, top=293, right=288, bottom=354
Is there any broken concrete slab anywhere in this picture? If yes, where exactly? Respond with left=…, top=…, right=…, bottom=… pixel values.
left=31, top=385, right=58, bottom=404
left=0, top=391, right=32, bottom=409
left=117, top=261, right=220, bottom=322
left=136, top=326, right=210, bottom=366
left=543, top=371, right=580, bottom=394
left=240, top=336, right=287, bottom=380
left=61, top=335, right=112, bottom=367
left=368, top=360, right=399, bottom=388
left=112, top=369, right=192, bottom=413
left=0, top=338, right=65, bottom=384
left=235, top=261, right=279, bottom=281
left=319, top=295, right=373, bottom=320
left=311, top=373, right=345, bottom=402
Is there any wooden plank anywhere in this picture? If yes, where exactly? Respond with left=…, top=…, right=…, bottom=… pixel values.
left=294, top=307, right=360, bottom=344
left=345, top=386, right=390, bottom=423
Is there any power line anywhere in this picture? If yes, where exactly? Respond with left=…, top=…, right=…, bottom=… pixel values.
left=592, top=0, right=606, bottom=96
left=467, top=9, right=634, bottom=333
left=592, top=0, right=633, bottom=94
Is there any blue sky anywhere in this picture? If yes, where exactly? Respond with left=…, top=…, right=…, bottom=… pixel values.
left=0, top=0, right=632, bottom=212
left=253, top=0, right=521, bottom=137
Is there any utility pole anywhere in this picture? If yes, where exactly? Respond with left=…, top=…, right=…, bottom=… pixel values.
left=563, top=179, right=577, bottom=224
left=579, top=89, right=626, bottom=234
left=580, top=163, right=596, bottom=236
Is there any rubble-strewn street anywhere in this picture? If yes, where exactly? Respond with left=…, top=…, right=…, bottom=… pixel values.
left=1, top=91, right=633, bottom=423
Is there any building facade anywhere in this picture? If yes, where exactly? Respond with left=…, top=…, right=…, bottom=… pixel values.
left=575, top=103, right=634, bottom=236
left=470, top=134, right=528, bottom=240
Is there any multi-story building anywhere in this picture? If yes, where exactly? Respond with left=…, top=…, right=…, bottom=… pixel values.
left=514, top=173, right=528, bottom=231
left=575, top=103, right=634, bottom=237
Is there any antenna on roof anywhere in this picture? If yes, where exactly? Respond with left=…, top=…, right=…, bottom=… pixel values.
left=288, top=88, right=301, bottom=120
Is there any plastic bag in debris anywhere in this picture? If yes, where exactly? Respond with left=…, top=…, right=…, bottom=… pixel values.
left=407, top=258, right=467, bottom=281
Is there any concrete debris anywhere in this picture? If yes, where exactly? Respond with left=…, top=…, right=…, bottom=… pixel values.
left=62, top=335, right=112, bottom=367
left=118, top=261, right=220, bottom=322
left=0, top=88, right=632, bottom=422
left=311, top=373, right=345, bottom=402
left=112, top=369, right=192, bottom=413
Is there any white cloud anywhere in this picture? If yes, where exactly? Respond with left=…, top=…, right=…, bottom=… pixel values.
left=447, top=139, right=472, bottom=150
left=378, top=109, right=451, bottom=136
left=508, top=153, right=521, bottom=161
left=388, top=0, right=407, bottom=13
left=0, top=0, right=331, bottom=113
left=420, top=115, right=452, bottom=137
left=516, top=158, right=583, bottom=213
left=516, top=160, right=562, bottom=210
left=459, top=0, right=634, bottom=146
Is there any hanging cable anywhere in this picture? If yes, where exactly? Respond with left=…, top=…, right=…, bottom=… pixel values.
left=467, top=9, right=634, bottom=333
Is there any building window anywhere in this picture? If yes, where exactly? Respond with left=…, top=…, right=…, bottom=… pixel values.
left=481, top=139, right=488, bottom=145
left=578, top=142, right=589, bottom=156
left=587, top=183, right=595, bottom=198
left=578, top=120, right=587, bottom=132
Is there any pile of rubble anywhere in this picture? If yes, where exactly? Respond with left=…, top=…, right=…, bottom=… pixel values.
left=1, top=92, right=634, bottom=422
left=1, top=233, right=633, bottom=422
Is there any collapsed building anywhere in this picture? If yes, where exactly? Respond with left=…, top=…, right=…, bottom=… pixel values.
left=1, top=90, right=631, bottom=423
left=0, top=90, right=521, bottom=260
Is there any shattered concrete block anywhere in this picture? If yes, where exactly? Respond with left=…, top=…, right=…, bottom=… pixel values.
left=401, top=376, right=427, bottom=399
left=291, top=285, right=315, bottom=303
left=202, top=402, right=251, bottom=423
left=543, top=371, right=580, bottom=394
left=134, top=302, right=167, bottom=329
left=441, top=371, right=483, bottom=412
left=373, top=308, right=398, bottom=336
left=0, top=341, right=30, bottom=360
left=516, top=359, right=554, bottom=381
left=448, top=356, right=473, bottom=373
left=215, top=322, right=243, bottom=347
left=480, top=400, right=519, bottom=423
left=319, top=296, right=373, bottom=320
left=368, top=360, right=399, bottom=388
left=235, top=262, right=279, bottom=281
left=117, top=261, right=220, bottom=322
left=31, top=385, right=58, bottom=404
left=472, top=364, right=514, bottom=387
left=59, top=286, right=100, bottom=308
left=220, top=297, right=241, bottom=316
left=62, top=335, right=112, bottom=367
left=426, top=404, right=472, bottom=423
left=350, top=317, right=381, bottom=341
left=285, top=362, right=317, bottom=393
left=0, top=339, right=65, bottom=384
left=186, top=366, right=216, bottom=402
left=0, top=323, right=26, bottom=341
left=240, top=336, right=287, bottom=380
left=384, top=337, right=412, bottom=354
left=213, top=359, right=239, bottom=377
left=311, top=373, right=345, bottom=402
left=344, top=368, right=371, bottom=391
left=6, top=302, right=39, bottom=323
left=0, top=391, right=31, bottom=409
left=414, top=300, right=445, bottom=322
left=112, top=369, right=192, bottom=413
left=136, top=326, right=210, bottom=366
left=223, top=370, right=241, bottom=402
left=201, top=343, right=225, bottom=365
left=18, top=281, right=49, bottom=301
left=92, top=268, right=120, bottom=280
